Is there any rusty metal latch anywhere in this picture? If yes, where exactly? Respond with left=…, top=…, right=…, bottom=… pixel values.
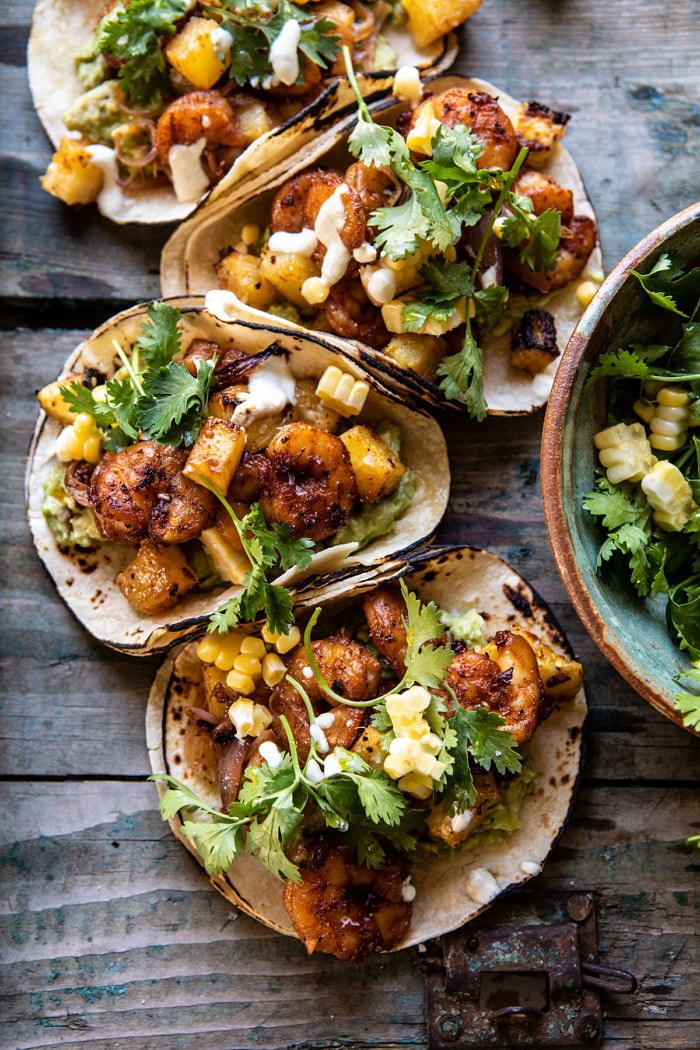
left=422, top=892, right=637, bottom=1047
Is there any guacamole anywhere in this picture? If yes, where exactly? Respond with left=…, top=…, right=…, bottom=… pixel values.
left=42, top=466, right=102, bottom=549
left=63, top=82, right=127, bottom=145
left=442, top=608, right=486, bottom=649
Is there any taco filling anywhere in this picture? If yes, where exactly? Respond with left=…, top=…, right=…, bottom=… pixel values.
left=36, top=301, right=420, bottom=628
left=215, top=59, right=599, bottom=417
left=39, top=0, right=480, bottom=212
left=154, top=578, right=584, bottom=960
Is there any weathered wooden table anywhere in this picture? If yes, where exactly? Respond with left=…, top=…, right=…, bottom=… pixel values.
left=2, top=0, right=699, bottom=1046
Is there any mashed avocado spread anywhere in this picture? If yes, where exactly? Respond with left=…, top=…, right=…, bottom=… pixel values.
left=43, top=466, right=102, bottom=548
left=442, top=608, right=486, bottom=649
left=63, top=82, right=127, bottom=145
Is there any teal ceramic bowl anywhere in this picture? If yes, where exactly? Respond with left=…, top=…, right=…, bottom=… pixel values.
left=542, top=202, right=700, bottom=734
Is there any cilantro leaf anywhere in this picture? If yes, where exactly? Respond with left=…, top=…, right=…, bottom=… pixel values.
left=500, top=200, right=561, bottom=273
left=437, top=328, right=488, bottom=421
left=673, top=662, right=700, bottom=729
left=371, top=195, right=434, bottom=261
left=136, top=302, right=182, bottom=368
left=180, top=818, right=246, bottom=876
left=245, top=807, right=303, bottom=881
left=401, top=578, right=454, bottom=688
left=632, top=253, right=700, bottom=318
left=401, top=259, right=473, bottom=332
left=95, top=0, right=187, bottom=108
left=263, top=583, right=295, bottom=636
left=457, top=705, right=522, bottom=776
left=440, top=708, right=477, bottom=815
left=588, top=348, right=653, bottom=383
left=137, top=360, right=215, bottom=447
left=582, top=477, right=649, bottom=530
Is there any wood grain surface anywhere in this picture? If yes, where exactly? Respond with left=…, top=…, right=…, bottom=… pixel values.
left=1, top=0, right=699, bottom=1047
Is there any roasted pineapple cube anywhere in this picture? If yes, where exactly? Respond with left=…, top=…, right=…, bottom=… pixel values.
left=40, top=138, right=103, bottom=207
left=351, top=726, right=386, bottom=769
left=200, top=526, right=251, bottom=583
left=217, top=251, right=278, bottom=310
left=37, top=374, right=84, bottom=425
left=259, top=245, right=320, bottom=309
left=384, top=334, right=447, bottom=379
left=116, top=541, right=198, bottom=615
left=514, top=101, right=570, bottom=169
left=183, top=418, right=246, bottom=492
left=510, top=309, right=559, bottom=376
left=237, top=101, right=273, bottom=142
left=512, top=629, right=584, bottom=701
left=340, top=425, right=406, bottom=503
left=164, top=17, right=230, bottom=90
left=427, top=772, right=498, bottom=848
left=202, top=664, right=234, bottom=720
left=402, top=0, right=482, bottom=48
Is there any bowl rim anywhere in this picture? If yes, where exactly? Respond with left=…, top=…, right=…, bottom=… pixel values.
left=542, top=201, right=700, bottom=735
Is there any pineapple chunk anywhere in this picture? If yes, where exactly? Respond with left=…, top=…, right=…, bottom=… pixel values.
left=402, top=0, right=482, bottom=48
left=37, top=374, right=83, bottom=425
left=384, top=334, right=447, bottom=379
left=165, top=17, right=230, bottom=90
left=259, top=245, right=320, bottom=309
left=116, top=541, right=198, bottom=615
left=340, top=425, right=406, bottom=503
left=351, top=726, right=386, bottom=769
left=513, top=101, right=570, bottom=170
left=217, top=251, right=278, bottom=310
left=40, top=138, right=103, bottom=207
left=200, top=526, right=251, bottom=583
left=183, top=418, right=246, bottom=492
left=202, top=664, right=234, bottom=720
left=511, top=629, right=584, bottom=701
left=426, top=772, right=498, bottom=848
left=237, top=101, right=273, bottom=142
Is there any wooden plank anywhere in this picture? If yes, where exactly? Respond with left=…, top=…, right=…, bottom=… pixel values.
left=0, top=782, right=696, bottom=1049
left=3, top=329, right=698, bottom=782
left=2, top=0, right=699, bottom=309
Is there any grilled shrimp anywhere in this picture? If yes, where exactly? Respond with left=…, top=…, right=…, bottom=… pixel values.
left=283, top=835, right=412, bottom=960
left=506, top=214, right=597, bottom=293
left=155, top=91, right=246, bottom=183
left=363, top=585, right=409, bottom=677
left=345, top=161, right=402, bottom=212
left=88, top=441, right=216, bottom=546
left=511, top=170, right=574, bottom=226
left=227, top=451, right=270, bottom=504
left=410, top=89, right=518, bottom=171
left=64, top=459, right=95, bottom=509
left=260, top=422, right=358, bottom=541
left=270, top=169, right=367, bottom=251
left=446, top=631, right=544, bottom=744
left=270, top=634, right=380, bottom=760
left=324, top=279, right=391, bottom=348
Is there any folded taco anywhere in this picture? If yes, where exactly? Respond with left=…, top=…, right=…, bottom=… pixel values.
left=26, top=297, right=448, bottom=654
left=162, top=68, right=602, bottom=416
left=147, top=545, right=586, bottom=960
left=29, top=0, right=481, bottom=223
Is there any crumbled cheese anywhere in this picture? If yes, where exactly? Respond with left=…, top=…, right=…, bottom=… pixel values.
left=481, top=265, right=499, bottom=288
left=393, top=65, right=422, bottom=106
left=306, top=758, right=325, bottom=784
left=232, top=356, right=297, bottom=426
left=259, top=741, right=283, bottom=768
left=450, top=810, right=476, bottom=835
left=210, top=26, right=233, bottom=62
left=269, top=19, right=301, bottom=86
left=168, top=138, right=210, bottom=203
left=520, top=860, right=542, bottom=877
left=268, top=228, right=319, bottom=255
left=323, top=752, right=342, bottom=778
left=310, top=724, right=329, bottom=754
left=401, top=876, right=417, bottom=902
left=466, top=867, right=500, bottom=904
left=383, top=686, right=446, bottom=795
left=315, top=711, right=335, bottom=730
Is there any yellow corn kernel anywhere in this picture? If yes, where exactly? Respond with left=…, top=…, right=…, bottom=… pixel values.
left=82, top=436, right=102, bottom=464
left=228, top=698, right=256, bottom=736
left=644, top=380, right=664, bottom=398
left=315, top=365, right=370, bottom=417
left=594, top=422, right=654, bottom=485
left=641, top=460, right=696, bottom=531
left=657, top=387, right=690, bottom=408
left=397, top=771, right=434, bottom=800
left=633, top=398, right=655, bottom=424
left=302, top=276, right=330, bottom=305
left=576, top=280, right=598, bottom=308
left=262, top=652, right=286, bottom=687
left=240, top=635, right=266, bottom=659
left=241, top=223, right=261, bottom=246
left=233, top=653, right=262, bottom=679
left=276, top=625, right=301, bottom=655
left=649, top=433, right=685, bottom=452
left=54, top=413, right=103, bottom=463
left=197, top=634, right=224, bottom=664
left=226, top=669, right=256, bottom=695
left=196, top=630, right=245, bottom=671
left=92, top=384, right=107, bottom=403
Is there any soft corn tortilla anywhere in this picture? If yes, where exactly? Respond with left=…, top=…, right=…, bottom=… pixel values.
left=147, top=545, right=586, bottom=949
left=161, top=75, right=602, bottom=414
left=26, top=296, right=449, bottom=655
left=28, top=0, right=457, bottom=224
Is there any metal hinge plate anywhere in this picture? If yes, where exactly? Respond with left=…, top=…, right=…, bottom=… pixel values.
left=422, top=891, right=636, bottom=1048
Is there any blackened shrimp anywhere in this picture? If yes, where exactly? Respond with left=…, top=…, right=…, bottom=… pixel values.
left=270, top=169, right=367, bottom=250
left=155, top=91, right=246, bottom=183
left=446, top=630, right=544, bottom=744
left=88, top=441, right=216, bottom=546
left=511, top=170, right=574, bottom=226
left=363, top=585, right=409, bottom=677
left=345, top=161, right=402, bottom=212
left=410, top=89, right=518, bottom=171
left=260, top=422, right=357, bottom=541
left=324, top=279, right=391, bottom=348
left=283, top=835, right=412, bottom=960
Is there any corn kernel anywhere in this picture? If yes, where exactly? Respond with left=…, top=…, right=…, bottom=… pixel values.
left=54, top=412, right=103, bottom=464
left=226, top=669, right=256, bottom=695
left=82, top=435, right=102, bottom=464
left=406, top=102, right=441, bottom=155
left=276, top=625, right=301, bottom=655
left=262, top=652, right=286, bottom=687
left=594, top=422, right=654, bottom=485
left=196, top=634, right=222, bottom=663
left=576, top=280, right=598, bottom=308
left=228, top=698, right=256, bottom=737
left=214, top=632, right=244, bottom=670
left=657, top=387, right=689, bottom=408
left=241, top=223, right=261, bottom=246
left=233, top=653, right=262, bottom=679
left=240, top=635, right=266, bottom=659
left=315, top=365, right=369, bottom=417
left=397, top=771, right=434, bottom=800
left=633, top=398, right=655, bottom=424
left=641, top=459, right=696, bottom=531
left=302, top=276, right=330, bottom=305
left=92, top=385, right=107, bottom=403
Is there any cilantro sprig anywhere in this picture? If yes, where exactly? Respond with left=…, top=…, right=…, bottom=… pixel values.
left=95, top=0, right=189, bottom=108
left=62, top=303, right=215, bottom=450
left=203, top=483, right=315, bottom=637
